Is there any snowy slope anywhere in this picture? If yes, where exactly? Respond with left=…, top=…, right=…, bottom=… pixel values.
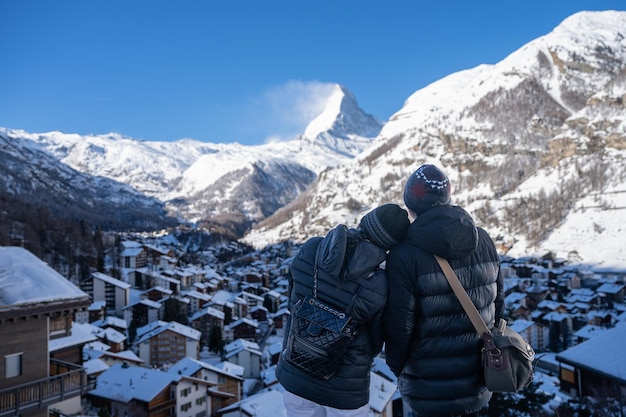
left=244, top=10, right=626, bottom=269
left=3, top=85, right=381, bottom=227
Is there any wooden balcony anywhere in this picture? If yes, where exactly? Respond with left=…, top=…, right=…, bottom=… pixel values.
left=0, top=359, right=94, bottom=417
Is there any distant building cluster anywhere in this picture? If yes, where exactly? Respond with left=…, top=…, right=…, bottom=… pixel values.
left=1, top=240, right=625, bottom=417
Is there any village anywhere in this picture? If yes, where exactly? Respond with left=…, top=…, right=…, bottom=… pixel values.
left=1, top=232, right=625, bottom=417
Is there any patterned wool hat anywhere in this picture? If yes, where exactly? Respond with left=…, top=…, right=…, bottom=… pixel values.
left=404, top=164, right=451, bottom=215
left=359, top=203, right=409, bottom=250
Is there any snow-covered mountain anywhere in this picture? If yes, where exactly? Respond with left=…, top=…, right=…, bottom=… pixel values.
left=2, top=11, right=625, bottom=268
left=0, top=132, right=175, bottom=230
left=1, top=84, right=381, bottom=234
left=244, top=10, right=626, bottom=269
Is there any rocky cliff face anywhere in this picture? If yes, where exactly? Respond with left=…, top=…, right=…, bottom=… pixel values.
left=244, top=11, right=626, bottom=267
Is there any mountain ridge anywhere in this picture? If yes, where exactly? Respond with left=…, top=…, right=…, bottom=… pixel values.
left=1, top=10, right=625, bottom=268
left=244, top=10, right=626, bottom=268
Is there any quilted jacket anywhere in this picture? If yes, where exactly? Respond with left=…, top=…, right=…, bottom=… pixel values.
left=275, top=225, right=389, bottom=409
left=384, top=205, right=504, bottom=417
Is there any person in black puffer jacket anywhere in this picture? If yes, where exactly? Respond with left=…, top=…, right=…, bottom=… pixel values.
left=276, top=203, right=409, bottom=417
left=384, top=164, right=505, bottom=417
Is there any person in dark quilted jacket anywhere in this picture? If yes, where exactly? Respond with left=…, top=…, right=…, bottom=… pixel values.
left=384, top=164, right=505, bottom=417
left=276, top=203, right=409, bottom=417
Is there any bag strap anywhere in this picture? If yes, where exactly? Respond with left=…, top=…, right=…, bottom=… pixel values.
left=433, top=255, right=491, bottom=337
left=313, top=264, right=363, bottom=316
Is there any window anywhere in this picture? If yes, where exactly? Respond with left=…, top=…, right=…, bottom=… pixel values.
left=5, top=353, right=22, bottom=379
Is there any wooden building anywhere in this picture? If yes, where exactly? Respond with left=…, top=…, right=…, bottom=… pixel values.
left=0, top=246, right=91, bottom=417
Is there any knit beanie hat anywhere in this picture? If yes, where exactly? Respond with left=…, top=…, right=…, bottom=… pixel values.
left=359, top=204, right=409, bottom=250
left=404, top=164, right=451, bottom=215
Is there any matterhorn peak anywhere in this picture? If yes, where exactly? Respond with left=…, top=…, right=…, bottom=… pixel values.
left=303, top=84, right=382, bottom=141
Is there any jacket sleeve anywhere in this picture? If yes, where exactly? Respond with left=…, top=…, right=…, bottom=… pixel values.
left=365, top=270, right=388, bottom=355
left=383, top=248, right=416, bottom=376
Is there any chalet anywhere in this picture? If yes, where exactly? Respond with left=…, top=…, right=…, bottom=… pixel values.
left=119, top=241, right=148, bottom=269
left=0, top=246, right=91, bottom=417
left=152, top=271, right=182, bottom=293
left=94, top=315, right=129, bottom=335
left=596, top=282, right=625, bottom=304
left=189, top=307, right=226, bottom=346
left=263, top=290, right=282, bottom=313
left=556, top=324, right=626, bottom=401
left=82, top=272, right=131, bottom=317
left=185, top=290, right=211, bottom=315
left=93, top=325, right=127, bottom=352
left=272, top=308, right=290, bottom=336
left=558, top=272, right=582, bottom=290
left=135, top=321, right=201, bottom=368
left=163, top=268, right=194, bottom=290
left=223, top=339, right=262, bottom=378
left=504, top=291, right=530, bottom=319
left=226, top=318, right=259, bottom=342
left=210, top=290, right=247, bottom=324
left=543, top=311, right=574, bottom=352
left=167, top=357, right=243, bottom=413
left=88, top=362, right=212, bottom=417
left=143, top=243, right=175, bottom=266
left=142, top=286, right=173, bottom=302
left=566, top=288, right=600, bottom=306
left=250, top=305, right=269, bottom=323
left=162, top=294, right=191, bottom=323
left=87, top=300, right=107, bottom=323
left=240, top=290, right=264, bottom=310
left=525, top=278, right=550, bottom=309
left=124, top=298, right=163, bottom=329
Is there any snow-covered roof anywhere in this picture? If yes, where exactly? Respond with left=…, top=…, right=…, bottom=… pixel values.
left=92, top=272, right=131, bottom=289
left=100, top=350, right=143, bottom=363
left=89, top=363, right=176, bottom=402
left=89, top=300, right=107, bottom=311
left=504, top=292, right=527, bottom=304
left=509, top=319, right=535, bottom=333
left=49, top=322, right=98, bottom=352
left=135, top=320, right=201, bottom=344
left=83, top=358, right=109, bottom=375
left=213, top=361, right=245, bottom=377
left=123, top=298, right=162, bottom=310
left=596, top=282, right=624, bottom=294
left=218, top=388, right=286, bottom=416
left=167, top=356, right=242, bottom=380
left=0, top=246, right=88, bottom=307
left=556, top=323, right=626, bottom=383
left=190, top=306, right=225, bottom=321
left=120, top=247, right=143, bottom=257
left=224, top=338, right=262, bottom=358
left=573, top=324, right=608, bottom=340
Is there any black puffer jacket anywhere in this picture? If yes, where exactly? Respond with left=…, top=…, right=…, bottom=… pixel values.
left=384, top=205, right=504, bottom=417
left=276, top=225, right=389, bottom=409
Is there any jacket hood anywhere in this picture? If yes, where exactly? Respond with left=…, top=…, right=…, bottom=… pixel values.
left=315, top=224, right=387, bottom=282
left=405, top=205, right=478, bottom=259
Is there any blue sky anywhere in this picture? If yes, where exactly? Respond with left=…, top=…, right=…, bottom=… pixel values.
left=1, top=1, right=624, bottom=146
